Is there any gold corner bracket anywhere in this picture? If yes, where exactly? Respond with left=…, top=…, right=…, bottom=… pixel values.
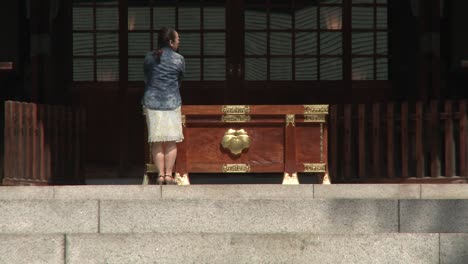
left=282, top=172, right=299, bottom=185
left=303, top=105, right=329, bottom=115
left=181, top=115, right=186, bottom=127
left=175, top=173, right=190, bottom=185
left=303, top=163, right=326, bottom=173
left=322, top=174, right=331, bottom=184
left=286, top=114, right=295, bottom=127
left=222, top=164, right=251, bottom=173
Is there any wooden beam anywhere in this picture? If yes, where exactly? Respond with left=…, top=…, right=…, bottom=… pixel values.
left=386, top=102, right=395, bottom=178
left=372, top=103, right=380, bottom=178
left=330, top=105, right=339, bottom=180
left=430, top=100, right=440, bottom=177
left=444, top=101, right=454, bottom=177
left=344, top=104, right=353, bottom=180
left=415, top=102, right=424, bottom=177
left=459, top=100, right=468, bottom=176
left=401, top=102, right=409, bottom=178
left=358, top=104, right=366, bottom=179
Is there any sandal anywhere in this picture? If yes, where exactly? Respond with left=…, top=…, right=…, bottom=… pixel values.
left=164, top=175, right=177, bottom=185
left=156, top=175, right=165, bottom=185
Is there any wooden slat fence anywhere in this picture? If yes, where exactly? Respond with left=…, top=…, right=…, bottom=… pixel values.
left=3, top=101, right=86, bottom=185
left=329, top=100, right=468, bottom=183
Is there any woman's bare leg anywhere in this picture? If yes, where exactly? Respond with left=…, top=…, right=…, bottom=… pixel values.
left=152, top=142, right=165, bottom=176
left=163, top=141, right=177, bottom=176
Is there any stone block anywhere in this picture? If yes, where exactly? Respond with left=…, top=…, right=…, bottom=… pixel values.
left=315, top=184, right=420, bottom=199
left=0, top=235, right=64, bottom=264
left=53, top=185, right=161, bottom=200
left=162, top=184, right=314, bottom=200
left=421, top=184, right=468, bottom=199
left=0, top=200, right=98, bottom=234
left=400, top=200, right=468, bottom=233
left=66, top=233, right=228, bottom=264
left=100, top=199, right=398, bottom=234
left=66, top=233, right=438, bottom=264
left=0, top=186, right=54, bottom=200
left=440, top=233, right=468, bottom=264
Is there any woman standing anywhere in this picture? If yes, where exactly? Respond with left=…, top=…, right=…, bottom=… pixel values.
left=142, top=27, right=185, bottom=185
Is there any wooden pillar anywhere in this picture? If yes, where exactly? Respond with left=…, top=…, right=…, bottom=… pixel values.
left=401, top=102, right=409, bottom=178
left=29, top=0, right=50, bottom=103
left=329, top=105, right=339, bottom=181
left=358, top=104, right=366, bottom=179
left=415, top=0, right=443, bottom=101
left=118, top=0, right=129, bottom=177
left=415, top=102, right=424, bottom=177
left=444, top=101, right=454, bottom=177
left=429, top=0, right=443, bottom=99
left=386, top=103, right=395, bottom=178
left=344, top=104, right=353, bottom=180
left=459, top=100, right=468, bottom=176
left=49, top=0, right=73, bottom=105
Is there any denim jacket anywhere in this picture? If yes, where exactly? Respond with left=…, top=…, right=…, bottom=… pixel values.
left=142, top=47, right=185, bottom=110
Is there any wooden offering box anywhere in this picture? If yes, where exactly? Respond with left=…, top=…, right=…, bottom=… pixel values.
left=168, top=105, right=329, bottom=184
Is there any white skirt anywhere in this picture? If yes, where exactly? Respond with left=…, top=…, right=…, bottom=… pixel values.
left=144, top=107, right=184, bottom=143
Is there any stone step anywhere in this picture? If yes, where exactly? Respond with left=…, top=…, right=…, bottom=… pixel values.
left=1, top=233, right=467, bottom=264
left=1, top=184, right=468, bottom=200
left=0, top=185, right=467, bottom=263
left=1, top=198, right=467, bottom=234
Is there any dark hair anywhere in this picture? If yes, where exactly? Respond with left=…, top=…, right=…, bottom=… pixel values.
left=154, top=27, right=177, bottom=59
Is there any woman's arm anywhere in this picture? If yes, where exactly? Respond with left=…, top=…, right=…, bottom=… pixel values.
left=177, top=56, right=185, bottom=81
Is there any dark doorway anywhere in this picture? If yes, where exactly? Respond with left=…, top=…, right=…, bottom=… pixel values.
left=71, top=0, right=391, bottom=180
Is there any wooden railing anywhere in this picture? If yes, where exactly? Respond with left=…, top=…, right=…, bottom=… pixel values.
left=6, top=100, right=467, bottom=185
left=329, top=100, right=468, bottom=183
left=3, top=101, right=86, bottom=185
